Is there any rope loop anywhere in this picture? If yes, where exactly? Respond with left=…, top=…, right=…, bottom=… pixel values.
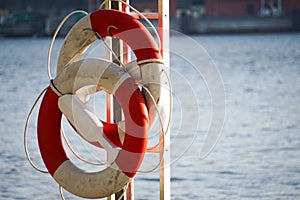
left=24, top=87, right=49, bottom=174
left=47, top=10, right=88, bottom=80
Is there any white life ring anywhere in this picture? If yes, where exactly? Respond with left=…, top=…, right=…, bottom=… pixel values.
left=38, top=58, right=149, bottom=198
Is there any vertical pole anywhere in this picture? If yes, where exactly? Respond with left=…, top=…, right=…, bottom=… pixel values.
left=106, top=1, right=132, bottom=200
left=106, top=0, right=113, bottom=132
left=120, top=2, right=134, bottom=200
left=112, top=2, right=126, bottom=200
left=106, top=3, right=114, bottom=200
left=123, top=2, right=134, bottom=199
left=158, top=0, right=170, bottom=200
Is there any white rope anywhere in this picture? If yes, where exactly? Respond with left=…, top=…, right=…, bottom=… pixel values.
left=59, top=185, right=66, bottom=200
left=47, top=10, right=89, bottom=80
left=23, top=87, right=48, bottom=174
left=61, top=128, right=107, bottom=166
left=99, top=0, right=161, bottom=53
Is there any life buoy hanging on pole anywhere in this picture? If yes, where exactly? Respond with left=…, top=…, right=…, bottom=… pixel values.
left=57, top=9, right=170, bottom=128
left=38, top=58, right=148, bottom=198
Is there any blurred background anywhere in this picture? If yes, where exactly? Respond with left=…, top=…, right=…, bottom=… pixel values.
left=0, top=0, right=300, bottom=36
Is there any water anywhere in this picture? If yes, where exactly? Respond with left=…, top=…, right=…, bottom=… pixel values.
left=1, top=33, right=300, bottom=199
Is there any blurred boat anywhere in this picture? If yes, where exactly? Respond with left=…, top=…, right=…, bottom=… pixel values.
left=0, top=12, right=44, bottom=37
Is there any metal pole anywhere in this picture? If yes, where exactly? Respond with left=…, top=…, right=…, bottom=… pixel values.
left=120, top=1, right=135, bottom=198
left=158, top=0, right=170, bottom=200
left=106, top=1, right=132, bottom=200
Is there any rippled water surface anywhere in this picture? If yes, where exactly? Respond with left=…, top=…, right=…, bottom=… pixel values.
left=0, top=33, right=299, bottom=199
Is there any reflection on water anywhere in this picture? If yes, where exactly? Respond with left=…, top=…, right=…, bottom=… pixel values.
left=0, top=33, right=300, bottom=199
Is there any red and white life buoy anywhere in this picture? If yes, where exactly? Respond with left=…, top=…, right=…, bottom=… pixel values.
left=57, top=9, right=170, bottom=127
left=38, top=58, right=148, bottom=198
left=37, top=9, right=171, bottom=198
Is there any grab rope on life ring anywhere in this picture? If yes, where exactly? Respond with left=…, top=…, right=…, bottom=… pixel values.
left=38, top=58, right=148, bottom=198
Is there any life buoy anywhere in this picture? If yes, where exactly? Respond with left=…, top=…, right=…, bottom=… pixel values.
left=38, top=58, right=148, bottom=198
left=56, top=9, right=170, bottom=127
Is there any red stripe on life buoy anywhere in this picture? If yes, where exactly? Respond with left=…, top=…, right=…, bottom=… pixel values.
left=37, top=87, right=68, bottom=176
left=114, top=78, right=148, bottom=177
left=90, top=9, right=161, bottom=61
left=102, top=121, right=122, bottom=148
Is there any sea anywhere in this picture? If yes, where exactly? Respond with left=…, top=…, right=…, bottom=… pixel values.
left=0, top=33, right=299, bottom=199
